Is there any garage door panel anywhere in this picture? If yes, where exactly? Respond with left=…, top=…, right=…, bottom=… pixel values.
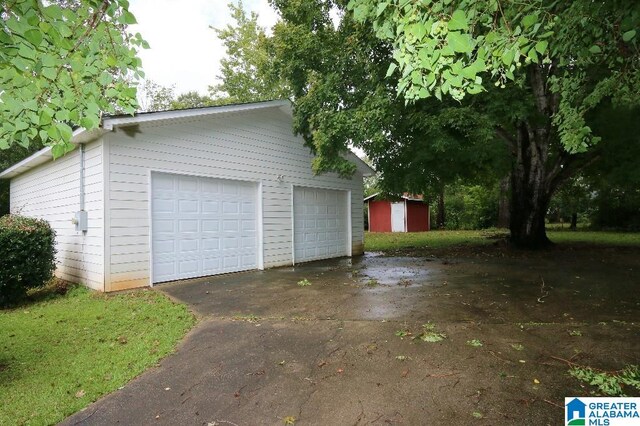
left=202, top=200, right=219, bottom=213
left=152, top=173, right=258, bottom=283
left=293, top=187, right=348, bottom=263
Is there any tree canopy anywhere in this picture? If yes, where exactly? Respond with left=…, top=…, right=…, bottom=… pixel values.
left=0, top=0, right=146, bottom=156
left=349, top=0, right=640, bottom=153
left=210, top=1, right=289, bottom=103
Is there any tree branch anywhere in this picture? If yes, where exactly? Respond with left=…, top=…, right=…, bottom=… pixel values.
left=495, top=126, right=516, bottom=151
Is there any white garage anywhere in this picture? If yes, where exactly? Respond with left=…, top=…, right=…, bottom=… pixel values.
left=1, top=100, right=373, bottom=291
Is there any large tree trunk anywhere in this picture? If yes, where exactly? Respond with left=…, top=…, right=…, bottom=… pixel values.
left=509, top=120, right=553, bottom=248
left=501, top=65, right=567, bottom=248
left=497, top=175, right=510, bottom=228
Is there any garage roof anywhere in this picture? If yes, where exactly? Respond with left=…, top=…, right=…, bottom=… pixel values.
left=0, top=100, right=374, bottom=179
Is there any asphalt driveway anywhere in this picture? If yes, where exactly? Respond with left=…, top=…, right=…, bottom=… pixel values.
left=62, top=249, right=640, bottom=425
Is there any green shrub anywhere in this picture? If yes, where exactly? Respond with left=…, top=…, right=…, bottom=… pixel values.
left=443, top=184, right=499, bottom=230
left=0, top=215, right=56, bottom=307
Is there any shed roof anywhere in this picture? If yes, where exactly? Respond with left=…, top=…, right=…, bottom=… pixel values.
left=364, top=192, right=425, bottom=202
left=0, top=100, right=374, bottom=179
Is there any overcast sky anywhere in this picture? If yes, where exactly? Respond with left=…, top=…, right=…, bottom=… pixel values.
left=129, top=0, right=279, bottom=95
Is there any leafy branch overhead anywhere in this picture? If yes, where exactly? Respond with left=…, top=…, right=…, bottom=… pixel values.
left=349, top=0, right=640, bottom=152
left=0, top=0, right=147, bottom=156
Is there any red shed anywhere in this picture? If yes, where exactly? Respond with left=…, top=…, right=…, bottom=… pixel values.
left=364, top=193, right=430, bottom=232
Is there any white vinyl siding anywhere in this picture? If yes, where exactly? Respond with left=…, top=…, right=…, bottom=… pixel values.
left=105, top=107, right=364, bottom=289
left=9, top=140, right=104, bottom=290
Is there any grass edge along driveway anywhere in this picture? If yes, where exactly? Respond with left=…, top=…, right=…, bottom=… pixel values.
left=0, top=286, right=195, bottom=425
left=364, top=229, right=640, bottom=251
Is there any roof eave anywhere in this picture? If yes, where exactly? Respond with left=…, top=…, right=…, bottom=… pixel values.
left=102, top=99, right=292, bottom=130
left=0, top=146, right=54, bottom=179
left=0, top=127, right=107, bottom=180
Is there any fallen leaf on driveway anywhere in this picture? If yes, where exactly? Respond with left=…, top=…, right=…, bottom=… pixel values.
left=283, top=416, right=296, bottom=424
left=337, top=368, right=344, bottom=373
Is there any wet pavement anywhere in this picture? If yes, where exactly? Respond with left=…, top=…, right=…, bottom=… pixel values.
left=62, top=248, right=640, bottom=425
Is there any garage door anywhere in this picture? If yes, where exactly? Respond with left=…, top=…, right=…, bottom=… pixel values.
left=293, top=187, right=349, bottom=263
left=151, top=173, right=258, bottom=283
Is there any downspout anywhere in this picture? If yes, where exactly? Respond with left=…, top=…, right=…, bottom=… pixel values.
left=72, top=143, right=88, bottom=234
left=79, top=143, right=85, bottom=213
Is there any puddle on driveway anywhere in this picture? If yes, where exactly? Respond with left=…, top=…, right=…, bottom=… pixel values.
left=359, top=256, right=443, bottom=286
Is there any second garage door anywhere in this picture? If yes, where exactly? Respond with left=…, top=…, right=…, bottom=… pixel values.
left=293, top=187, right=349, bottom=263
left=151, top=173, right=258, bottom=283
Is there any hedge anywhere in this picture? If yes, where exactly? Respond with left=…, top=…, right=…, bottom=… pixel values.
left=0, top=215, right=56, bottom=307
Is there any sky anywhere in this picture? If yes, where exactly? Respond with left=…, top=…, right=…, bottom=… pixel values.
left=129, top=0, right=279, bottom=95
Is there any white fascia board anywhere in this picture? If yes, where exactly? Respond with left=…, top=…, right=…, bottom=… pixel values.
left=0, top=128, right=106, bottom=179
left=0, top=146, right=54, bottom=179
left=102, top=100, right=292, bottom=130
left=363, top=192, right=380, bottom=202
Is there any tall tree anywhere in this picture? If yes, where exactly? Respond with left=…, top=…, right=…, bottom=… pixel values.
left=0, top=0, right=146, bottom=157
left=137, top=79, right=176, bottom=112
left=348, top=0, right=640, bottom=246
left=211, top=1, right=289, bottom=103
left=171, top=91, right=216, bottom=109
left=269, top=1, right=507, bottom=225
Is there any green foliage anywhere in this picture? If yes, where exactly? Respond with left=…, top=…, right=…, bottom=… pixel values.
left=584, top=105, right=640, bottom=230
left=414, top=322, right=447, bottom=342
left=569, top=365, right=640, bottom=397
left=0, top=215, right=56, bottom=307
left=395, top=329, right=411, bottom=338
left=270, top=1, right=505, bottom=181
left=443, top=183, right=498, bottom=230
left=365, top=278, right=379, bottom=287
left=0, top=287, right=194, bottom=424
left=548, top=176, right=592, bottom=227
left=137, top=79, right=176, bottom=112
left=0, top=0, right=146, bottom=156
left=297, top=278, right=311, bottom=287
left=171, top=91, right=217, bottom=109
left=349, top=0, right=640, bottom=153
left=211, top=1, right=289, bottom=103
left=466, top=339, right=483, bottom=347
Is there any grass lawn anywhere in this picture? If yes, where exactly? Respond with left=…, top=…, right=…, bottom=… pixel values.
left=364, top=228, right=640, bottom=251
left=0, top=286, right=195, bottom=425
left=364, top=230, right=494, bottom=251
left=548, top=229, right=640, bottom=246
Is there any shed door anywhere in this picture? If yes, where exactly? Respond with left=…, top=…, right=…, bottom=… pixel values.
left=152, top=173, right=258, bottom=283
left=391, top=202, right=405, bottom=232
left=293, top=187, right=348, bottom=263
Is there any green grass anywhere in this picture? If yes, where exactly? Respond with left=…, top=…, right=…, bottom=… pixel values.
left=364, top=230, right=494, bottom=251
left=365, top=229, right=640, bottom=251
left=547, top=229, right=640, bottom=246
left=0, top=286, right=195, bottom=425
